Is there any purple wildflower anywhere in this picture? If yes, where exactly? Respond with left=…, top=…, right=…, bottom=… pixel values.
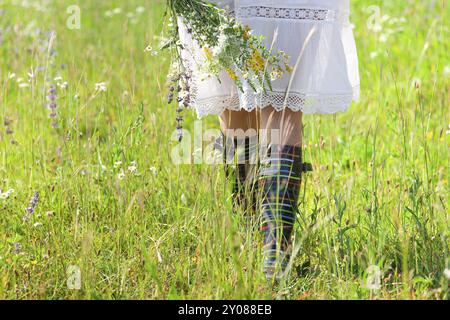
left=46, top=85, right=58, bottom=128
left=27, top=192, right=40, bottom=213
left=24, top=192, right=40, bottom=221
left=47, top=85, right=57, bottom=101
left=173, top=71, right=193, bottom=142
left=167, top=87, right=175, bottom=104
left=4, top=117, right=13, bottom=135
left=12, top=242, right=22, bottom=254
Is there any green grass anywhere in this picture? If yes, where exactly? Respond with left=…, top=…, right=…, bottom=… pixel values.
left=0, top=0, right=449, bottom=300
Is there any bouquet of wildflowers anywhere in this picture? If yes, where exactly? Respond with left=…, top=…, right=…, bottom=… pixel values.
left=161, top=0, right=290, bottom=141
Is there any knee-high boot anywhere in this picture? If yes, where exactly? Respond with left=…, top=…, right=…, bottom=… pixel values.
left=217, top=134, right=259, bottom=214
left=259, top=145, right=303, bottom=279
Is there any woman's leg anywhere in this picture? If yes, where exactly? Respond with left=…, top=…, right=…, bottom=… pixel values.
left=220, top=109, right=259, bottom=136
left=258, top=107, right=304, bottom=278
left=219, top=110, right=259, bottom=212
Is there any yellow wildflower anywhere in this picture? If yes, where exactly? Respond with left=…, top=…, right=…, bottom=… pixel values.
left=203, top=47, right=213, bottom=61
left=243, top=25, right=251, bottom=40
left=248, top=50, right=265, bottom=72
left=285, top=62, right=294, bottom=74
left=226, top=68, right=238, bottom=81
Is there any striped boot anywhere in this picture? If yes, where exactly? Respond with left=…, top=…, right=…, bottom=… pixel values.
left=259, top=145, right=303, bottom=279
left=216, top=134, right=259, bottom=214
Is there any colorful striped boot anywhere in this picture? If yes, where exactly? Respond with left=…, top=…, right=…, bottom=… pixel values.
left=216, top=134, right=259, bottom=215
left=259, top=145, right=303, bottom=280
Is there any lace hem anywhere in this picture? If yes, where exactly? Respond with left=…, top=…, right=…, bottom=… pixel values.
left=193, top=88, right=360, bottom=118
left=236, top=6, right=349, bottom=23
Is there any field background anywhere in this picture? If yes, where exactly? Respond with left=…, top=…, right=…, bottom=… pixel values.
left=0, top=0, right=449, bottom=299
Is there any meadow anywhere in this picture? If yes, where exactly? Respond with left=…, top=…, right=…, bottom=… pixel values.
left=0, top=0, right=449, bottom=300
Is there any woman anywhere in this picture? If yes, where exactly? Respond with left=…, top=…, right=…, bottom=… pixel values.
left=179, top=0, right=360, bottom=279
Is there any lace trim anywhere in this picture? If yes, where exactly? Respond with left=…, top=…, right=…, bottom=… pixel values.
left=181, top=21, right=358, bottom=118
left=236, top=6, right=348, bottom=22
left=193, top=88, right=360, bottom=118
left=193, top=94, right=241, bottom=118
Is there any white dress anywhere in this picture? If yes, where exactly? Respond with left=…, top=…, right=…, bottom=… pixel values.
left=179, top=0, right=360, bottom=118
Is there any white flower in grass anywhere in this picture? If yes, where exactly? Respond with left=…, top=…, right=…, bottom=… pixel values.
left=444, top=268, right=450, bottom=279
left=364, top=265, right=382, bottom=290
left=19, top=83, right=30, bottom=88
left=443, top=66, right=450, bottom=77
left=446, top=125, right=450, bottom=135
left=117, top=169, right=126, bottom=181
left=128, top=161, right=138, bottom=174
left=180, top=194, right=187, bottom=205
left=8, top=72, right=16, bottom=80
left=0, top=189, right=14, bottom=200
left=389, top=17, right=405, bottom=25
left=58, top=81, right=68, bottom=89
left=145, top=45, right=158, bottom=56
left=368, top=20, right=382, bottom=33
left=149, top=166, right=158, bottom=176
left=411, top=77, right=422, bottom=89
left=370, top=51, right=379, bottom=59
left=95, top=82, right=107, bottom=92
left=136, top=6, right=145, bottom=14
left=113, top=8, right=122, bottom=15
left=113, top=161, right=122, bottom=169
left=27, top=69, right=35, bottom=79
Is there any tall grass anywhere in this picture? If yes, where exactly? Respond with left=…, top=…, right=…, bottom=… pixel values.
left=0, top=0, right=448, bottom=299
